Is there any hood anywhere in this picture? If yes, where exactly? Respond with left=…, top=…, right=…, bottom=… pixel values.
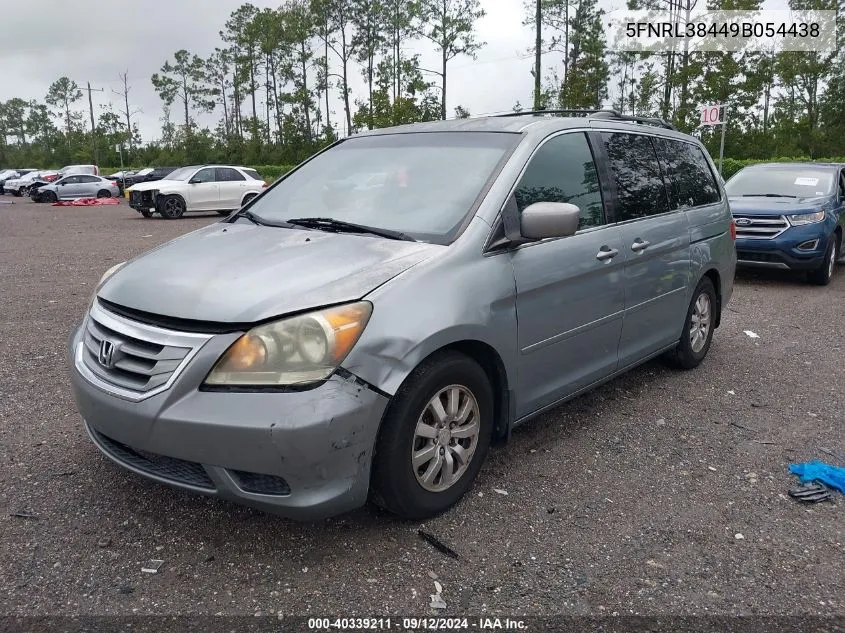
left=129, top=178, right=181, bottom=191
left=99, top=221, right=443, bottom=323
left=729, top=195, right=832, bottom=216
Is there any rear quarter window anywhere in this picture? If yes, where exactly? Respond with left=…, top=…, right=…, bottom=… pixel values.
left=243, top=168, right=263, bottom=181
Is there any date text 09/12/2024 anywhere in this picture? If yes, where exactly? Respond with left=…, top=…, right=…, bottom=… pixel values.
left=307, top=617, right=528, bottom=630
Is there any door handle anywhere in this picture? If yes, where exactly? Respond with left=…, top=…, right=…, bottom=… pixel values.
left=631, top=239, right=651, bottom=252
left=596, top=246, right=619, bottom=261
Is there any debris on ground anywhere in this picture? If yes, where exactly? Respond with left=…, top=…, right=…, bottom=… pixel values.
left=427, top=571, right=438, bottom=580
left=727, top=390, right=735, bottom=395
left=418, top=530, right=460, bottom=559
left=204, top=555, right=215, bottom=563
left=730, top=421, right=756, bottom=432
left=141, top=559, right=164, bottom=574
left=10, top=512, right=38, bottom=520
left=788, top=483, right=834, bottom=504
left=734, top=533, right=745, bottom=540
left=493, top=488, right=509, bottom=496
left=118, top=585, right=134, bottom=595
left=97, top=538, right=112, bottom=548
left=789, top=461, right=845, bottom=494
left=708, top=466, right=717, bottom=472
left=818, top=447, right=845, bottom=464
left=743, top=330, right=760, bottom=339
left=430, top=593, right=447, bottom=609
left=52, top=197, right=120, bottom=207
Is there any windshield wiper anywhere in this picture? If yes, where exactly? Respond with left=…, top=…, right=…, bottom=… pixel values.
left=739, top=193, right=797, bottom=198
left=232, top=209, right=296, bottom=228
left=286, top=217, right=417, bottom=242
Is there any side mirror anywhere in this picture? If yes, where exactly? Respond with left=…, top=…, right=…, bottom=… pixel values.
left=520, top=202, right=581, bottom=240
left=189, top=177, right=201, bottom=184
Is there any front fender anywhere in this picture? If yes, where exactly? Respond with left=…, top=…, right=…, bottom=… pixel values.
left=341, top=221, right=518, bottom=398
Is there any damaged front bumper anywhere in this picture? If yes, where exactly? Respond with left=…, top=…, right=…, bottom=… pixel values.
left=67, top=322, right=389, bottom=521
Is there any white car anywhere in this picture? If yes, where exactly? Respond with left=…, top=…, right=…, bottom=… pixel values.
left=127, top=164, right=267, bottom=219
left=4, top=171, right=51, bottom=196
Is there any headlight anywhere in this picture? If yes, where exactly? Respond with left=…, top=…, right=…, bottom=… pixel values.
left=204, top=302, right=373, bottom=387
left=787, top=211, right=825, bottom=225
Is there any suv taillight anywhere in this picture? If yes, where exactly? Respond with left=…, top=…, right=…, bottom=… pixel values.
left=262, top=181, right=268, bottom=188
left=110, top=181, right=118, bottom=187
left=730, top=220, right=737, bottom=241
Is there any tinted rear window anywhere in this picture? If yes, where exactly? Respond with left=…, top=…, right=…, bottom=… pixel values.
left=243, top=168, right=263, bottom=181
left=601, top=132, right=669, bottom=221
left=652, top=138, right=720, bottom=208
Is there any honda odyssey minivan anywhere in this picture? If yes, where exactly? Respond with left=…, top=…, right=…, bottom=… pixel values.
left=68, top=111, right=736, bottom=520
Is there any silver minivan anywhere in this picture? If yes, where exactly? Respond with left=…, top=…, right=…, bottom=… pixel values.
left=68, top=112, right=737, bottom=520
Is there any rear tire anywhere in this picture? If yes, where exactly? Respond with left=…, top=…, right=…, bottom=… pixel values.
left=158, top=195, right=185, bottom=219
left=663, top=277, right=717, bottom=370
left=370, top=351, right=494, bottom=520
left=96, top=189, right=111, bottom=198
left=807, top=234, right=838, bottom=286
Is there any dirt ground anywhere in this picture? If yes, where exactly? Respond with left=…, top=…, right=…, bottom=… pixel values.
left=1, top=198, right=843, bottom=619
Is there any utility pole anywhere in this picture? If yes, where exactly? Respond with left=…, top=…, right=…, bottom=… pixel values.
left=84, top=82, right=104, bottom=165
left=534, top=0, right=542, bottom=110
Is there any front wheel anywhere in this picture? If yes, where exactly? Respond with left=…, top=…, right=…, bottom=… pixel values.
left=807, top=234, right=839, bottom=286
left=371, top=352, right=494, bottom=519
left=158, top=195, right=185, bottom=219
left=663, top=277, right=717, bottom=370
left=41, top=191, right=57, bottom=203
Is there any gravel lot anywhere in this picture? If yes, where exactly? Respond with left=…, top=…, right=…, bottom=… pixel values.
left=1, top=198, right=843, bottom=619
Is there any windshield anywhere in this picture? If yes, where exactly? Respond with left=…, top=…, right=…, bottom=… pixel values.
left=164, top=166, right=199, bottom=181
left=243, top=132, right=516, bottom=243
left=726, top=167, right=835, bottom=198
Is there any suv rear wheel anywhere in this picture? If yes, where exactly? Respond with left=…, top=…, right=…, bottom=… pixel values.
left=663, top=276, right=717, bottom=370
left=371, top=351, right=493, bottom=519
left=807, top=233, right=839, bottom=286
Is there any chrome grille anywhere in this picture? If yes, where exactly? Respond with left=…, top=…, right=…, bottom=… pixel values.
left=75, top=300, right=212, bottom=401
left=732, top=214, right=789, bottom=239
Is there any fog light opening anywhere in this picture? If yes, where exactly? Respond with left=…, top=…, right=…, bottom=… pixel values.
left=797, top=239, right=819, bottom=251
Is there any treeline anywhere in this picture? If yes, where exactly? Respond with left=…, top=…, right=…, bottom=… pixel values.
left=0, top=0, right=842, bottom=170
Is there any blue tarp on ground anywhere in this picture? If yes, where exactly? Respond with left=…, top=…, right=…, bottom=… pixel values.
left=789, top=461, right=845, bottom=494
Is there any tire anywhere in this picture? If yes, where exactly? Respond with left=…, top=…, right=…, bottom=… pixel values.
left=41, top=191, right=57, bottom=203
left=96, top=189, right=111, bottom=199
left=216, top=210, right=232, bottom=216
left=807, top=234, right=839, bottom=286
left=663, top=277, right=717, bottom=370
left=139, top=209, right=153, bottom=218
left=371, top=351, right=494, bottom=519
left=13, top=188, right=22, bottom=197
left=158, top=195, right=185, bottom=219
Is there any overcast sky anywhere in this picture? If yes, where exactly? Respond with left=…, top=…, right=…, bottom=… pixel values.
left=0, top=0, right=555, bottom=143
left=1, top=0, right=791, bottom=144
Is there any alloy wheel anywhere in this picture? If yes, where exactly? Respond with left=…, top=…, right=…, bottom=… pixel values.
left=689, top=293, right=711, bottom=353
left=411, top=385, right=480, bottom=493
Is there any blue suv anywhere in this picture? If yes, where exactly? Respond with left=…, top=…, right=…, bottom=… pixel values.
left=726, top=162, right=845, bottom=285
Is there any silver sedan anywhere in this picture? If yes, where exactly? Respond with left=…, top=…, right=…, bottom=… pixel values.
left=34, top=175, right=120, bottom=202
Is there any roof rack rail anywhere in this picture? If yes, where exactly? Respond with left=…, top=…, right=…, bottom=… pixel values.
left=494, top=108, right=678, bottom=131
left=495, top=109, right=615, bottom=118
